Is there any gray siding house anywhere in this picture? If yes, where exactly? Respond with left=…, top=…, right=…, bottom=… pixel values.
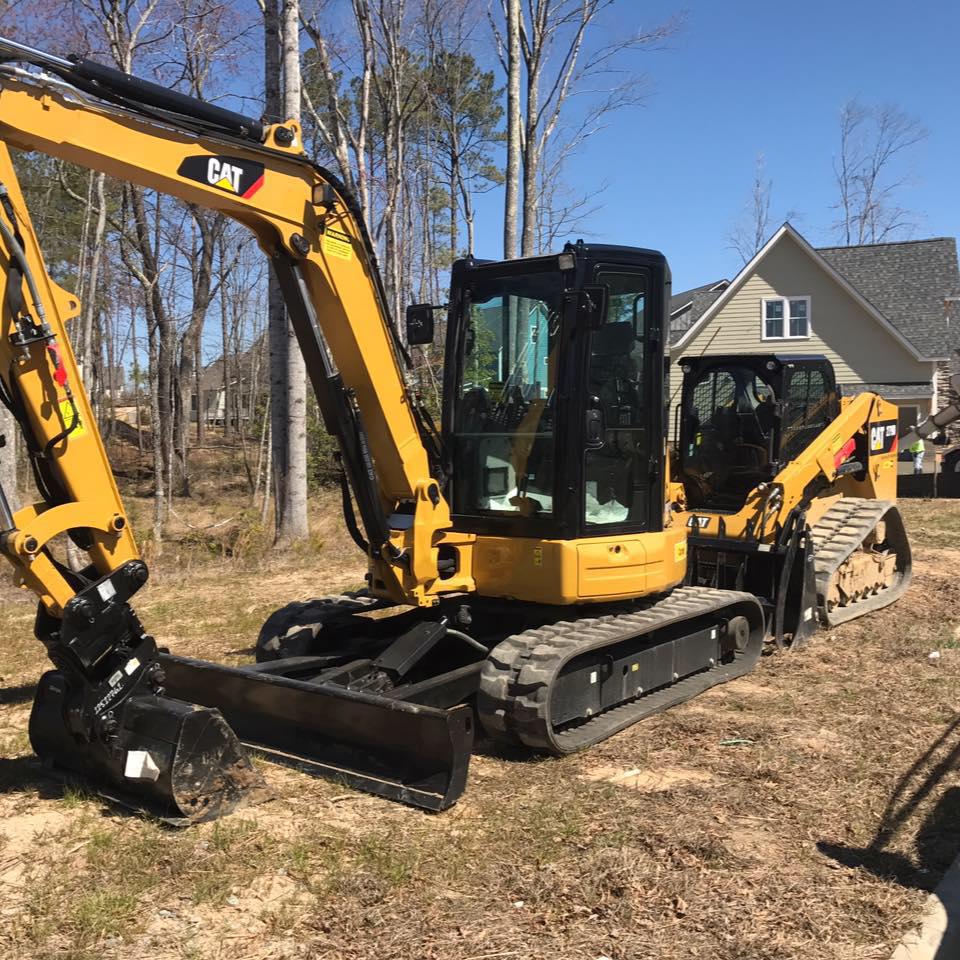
left=668, top=224, right=960, bottom=467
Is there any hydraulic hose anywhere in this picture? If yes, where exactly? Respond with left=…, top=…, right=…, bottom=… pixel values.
left=0, top=184, right=46, bottom=324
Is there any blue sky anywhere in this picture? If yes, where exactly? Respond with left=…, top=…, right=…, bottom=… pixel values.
left=469, top=0, right=959, bottom=293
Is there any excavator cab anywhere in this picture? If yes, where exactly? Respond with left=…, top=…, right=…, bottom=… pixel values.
left=443, top=244, right=666, bottom=540
left=677, top=354, right=840, bottom=512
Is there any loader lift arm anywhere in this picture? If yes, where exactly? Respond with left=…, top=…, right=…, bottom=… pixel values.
left=0, top=38, right=471, bottom=817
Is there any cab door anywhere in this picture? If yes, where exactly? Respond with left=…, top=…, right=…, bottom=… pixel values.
left=579, top=266, right=663, bottom=535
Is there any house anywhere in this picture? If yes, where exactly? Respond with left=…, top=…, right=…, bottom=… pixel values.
left=192, top=337, right=268, bottom=427
left=668, top=224, right=960, bottom=471
left=100, top=364, right=126, bottom=399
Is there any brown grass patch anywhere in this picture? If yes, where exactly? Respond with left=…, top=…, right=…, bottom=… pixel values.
left=0, top=496, right=957, bottom=958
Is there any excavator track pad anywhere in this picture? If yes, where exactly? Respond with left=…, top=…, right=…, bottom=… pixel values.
left=477, top=587, right=765, bottom=754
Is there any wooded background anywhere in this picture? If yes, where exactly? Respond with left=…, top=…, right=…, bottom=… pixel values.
left=0, top=1, right=925, bottom=550
left=0, top=0, right=674, bottom=548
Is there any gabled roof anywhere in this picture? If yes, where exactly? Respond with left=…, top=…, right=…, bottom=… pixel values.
left=817, top=237, right=959, bottom=359
left=668, top=279, right=728, bottom=346
left=670, top=223, right=948, bottom=361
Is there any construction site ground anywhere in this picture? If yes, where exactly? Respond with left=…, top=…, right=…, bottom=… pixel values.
left=1, top=492, right=959, bottom=960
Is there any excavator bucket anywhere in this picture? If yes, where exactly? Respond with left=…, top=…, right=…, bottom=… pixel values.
left=158, top=653, right=474, bottom=811
left=29, top=671, right=262, bottom=824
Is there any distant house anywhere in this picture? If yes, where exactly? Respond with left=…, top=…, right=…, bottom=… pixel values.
left=668, top=224, right=960, bottom=470
left=192, top=338, right=267, bottom=426
left=100, top=364, right=126, bottom=399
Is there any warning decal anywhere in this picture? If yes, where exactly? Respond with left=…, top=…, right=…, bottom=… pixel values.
left=59, top=398, right=85, bottom=438
left=322, top=227, right=353, bottom=261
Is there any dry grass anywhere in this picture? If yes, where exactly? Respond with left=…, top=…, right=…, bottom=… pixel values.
left=0, top=497, right=959, bottom=959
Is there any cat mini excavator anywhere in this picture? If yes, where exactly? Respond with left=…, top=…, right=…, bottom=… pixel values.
left=0, top=38, right=908, bottom=821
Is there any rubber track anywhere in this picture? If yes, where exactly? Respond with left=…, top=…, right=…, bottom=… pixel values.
left=477, top=586, right=764, bottom=755
left=809, top=498, right=912, bottom=628
left=256, top=591, right=386, bottom=661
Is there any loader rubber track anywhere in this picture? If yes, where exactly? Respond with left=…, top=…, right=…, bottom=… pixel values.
left=809, top=497, right=912, bottom=628
left=256, top=591, right=387, bottom=662
left=477, top=586, right=764, bottom=755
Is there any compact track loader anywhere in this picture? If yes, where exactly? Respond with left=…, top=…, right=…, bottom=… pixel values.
left=0, top=38, right=911, bottom=820
left=674, top=354, right=912, bottom=647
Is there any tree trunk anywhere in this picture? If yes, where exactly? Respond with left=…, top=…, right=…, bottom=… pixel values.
left=176, top=210, right=218, bottom=495
left=79, top=173, right=107, bottom=386
left=221, top=261, right=232, bottom=442
left=0, top=403, right=17, bottom=516
left=520, top=20, right=542, bottom=258
left=267, top=0, right=309, bottom=545
left=503, top=0, right=521, bottom=259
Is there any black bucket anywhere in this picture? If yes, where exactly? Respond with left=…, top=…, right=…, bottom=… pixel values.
left=29, top=670, right=262, bottom=824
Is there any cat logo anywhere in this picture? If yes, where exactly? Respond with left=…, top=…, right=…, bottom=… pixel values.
left=869, top=420, right=898, bottom=454
left=686, top=515, right=710, bottom=529
left=207, top=158, right=243, bottom=192
left=176, top=155, right=265, bottom=199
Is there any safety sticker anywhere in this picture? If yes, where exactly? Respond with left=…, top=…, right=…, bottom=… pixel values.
left=322, top=227, right=353, bottom=261
left=58, top=398, right=85, bottom=438
left=674, top=540, right=687, bottom=564
left=533, top=546, right=543, bottom=567
left=869, top=420, right=898, bottom=455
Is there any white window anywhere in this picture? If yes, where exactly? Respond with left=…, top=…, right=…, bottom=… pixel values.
left=762, top=296, right=810, bottom=339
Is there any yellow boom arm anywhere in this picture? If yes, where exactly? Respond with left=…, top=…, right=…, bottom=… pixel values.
left=0, top=58, right=464, bottom=609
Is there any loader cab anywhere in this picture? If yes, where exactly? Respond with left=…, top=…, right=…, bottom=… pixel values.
left=442, top=243, right=670, bottom=539
left=676, top=354, right=839, bottom=512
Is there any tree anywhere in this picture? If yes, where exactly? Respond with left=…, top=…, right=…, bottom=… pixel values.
left=266, top=0, right=310, bottom=545
left=492, top=0, right=677, bottom=257
left=502, top=0, right=521, bottom=258
left=833, top=100, right=927, bottom=245
left=727, top=154, right=773, bottom=264
left=0, top=405, right=17, bottom=514
left=428, top=51, right=504, bottom=261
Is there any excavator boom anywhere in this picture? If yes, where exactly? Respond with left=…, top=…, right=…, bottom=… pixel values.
left=0, top=39, right=471, bottom=815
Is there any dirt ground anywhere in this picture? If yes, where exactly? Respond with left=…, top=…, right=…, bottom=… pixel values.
left=1, top=496, right=959, bottom=960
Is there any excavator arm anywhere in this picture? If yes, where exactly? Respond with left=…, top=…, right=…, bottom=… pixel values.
left=0, top=37, right=462, bottom=608
left=0, top=38, right=472, bottom=818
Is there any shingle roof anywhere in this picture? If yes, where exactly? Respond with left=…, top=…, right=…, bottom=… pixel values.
left=817, top=237, right=959, bottom=359
left=669, top=280, right=727, bottom=346
left=839, top=381, right=934, bottom=400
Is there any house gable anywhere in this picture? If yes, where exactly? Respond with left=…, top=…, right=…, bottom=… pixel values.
left=670, top=225, right=933, bottom=394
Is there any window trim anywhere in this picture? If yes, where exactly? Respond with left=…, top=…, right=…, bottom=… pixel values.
left=761, top=296, right=811, bottom=341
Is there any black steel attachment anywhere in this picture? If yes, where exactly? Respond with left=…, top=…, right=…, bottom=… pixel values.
left=29, top=561, right=261, bottom=824
left=159, top=653, right=473, bottom=811
left=30, top=676, right=258, bottom=824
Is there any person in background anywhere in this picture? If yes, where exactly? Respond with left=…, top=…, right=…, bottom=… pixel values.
left=910, top=437, right=925, bottom=475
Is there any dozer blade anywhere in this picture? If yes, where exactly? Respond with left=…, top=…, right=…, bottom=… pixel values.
left=158, top=653, right=474, bottom=811
left=29, top=670, right=262, bottom=824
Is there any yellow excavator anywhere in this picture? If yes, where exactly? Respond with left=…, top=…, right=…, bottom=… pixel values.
left=0, top=38, right=911, bottom=821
